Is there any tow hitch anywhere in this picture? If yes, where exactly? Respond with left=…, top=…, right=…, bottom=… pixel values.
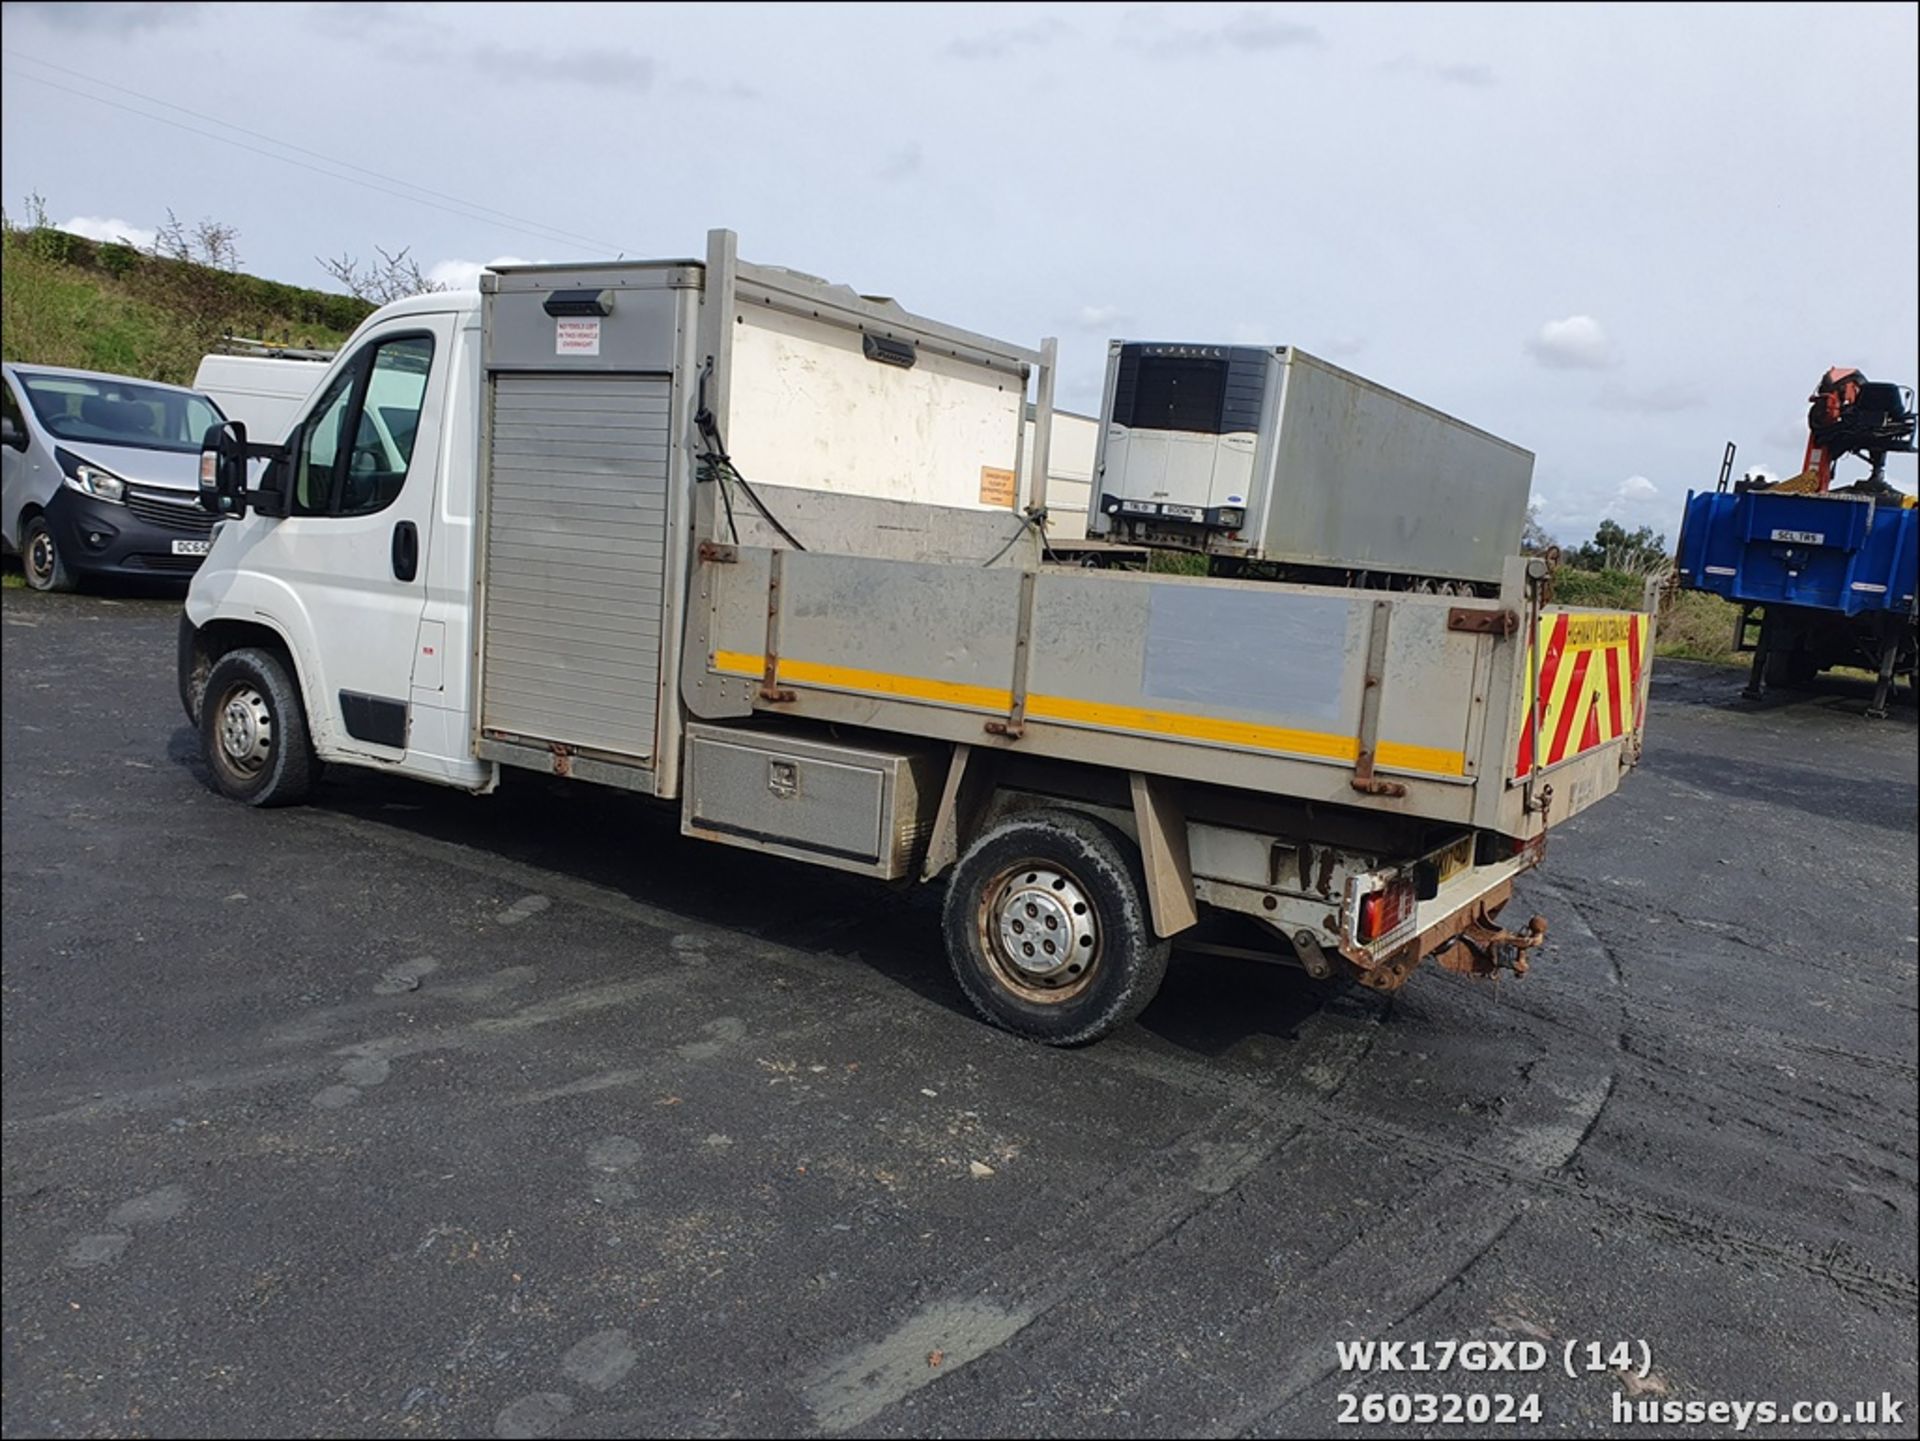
left=1435, top=906, right=1548, bottom=978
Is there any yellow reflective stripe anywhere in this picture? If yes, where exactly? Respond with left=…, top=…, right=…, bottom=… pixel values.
left=1377, top=739, right=1469, bottom=777
left=1024, top=692, right=1356, bottom=762
left=708, top=652, right=1467, bottom=778
left=714, top=650, right=1010, bottom=709
left=781, top=657, right=1012, bottom=712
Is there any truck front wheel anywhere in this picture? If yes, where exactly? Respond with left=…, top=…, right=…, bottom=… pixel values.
left=199, top=647, right=314, bottom=807
left=942, top=809, right=1171, bottom=1046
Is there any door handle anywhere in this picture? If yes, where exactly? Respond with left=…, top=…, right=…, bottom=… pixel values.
left=391, top=520, right=419, bottom=582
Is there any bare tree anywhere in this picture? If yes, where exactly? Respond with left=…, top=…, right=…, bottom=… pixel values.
left=1521, top=502, right=1554, bottom=554
left=318, top=245, right=447, bottom=305
left=151, top=208, right=242, bottom=271
left=138, top=209, right=245, bottom=365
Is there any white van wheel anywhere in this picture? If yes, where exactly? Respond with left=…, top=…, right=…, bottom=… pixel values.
left=22, top=514, right=73, bottom=592
left=199, top=647, right=314, bottom=807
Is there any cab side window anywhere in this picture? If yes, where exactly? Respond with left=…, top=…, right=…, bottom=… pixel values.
left=1, top=378, right=24, bottom=436
left=294, top=370, right=356, bottom=515
left=290, top=334, right=435, bottom=518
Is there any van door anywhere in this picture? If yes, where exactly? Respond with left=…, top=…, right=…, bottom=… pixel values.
left=251, top=316, right=452, bottom=765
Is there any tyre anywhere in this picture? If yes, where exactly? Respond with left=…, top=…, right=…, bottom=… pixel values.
left=199, top=646, right=314, bottom=807
left=21, top=513, right=74, bottom=592
left=942, top=808, right=1171, bottom=1046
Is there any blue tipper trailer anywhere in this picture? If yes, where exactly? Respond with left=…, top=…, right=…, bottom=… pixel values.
left=1677, top=486, right=1918, bottom=717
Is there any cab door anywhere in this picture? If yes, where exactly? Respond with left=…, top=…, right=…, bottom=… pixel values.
left=248, top=315, right=451, bottom=766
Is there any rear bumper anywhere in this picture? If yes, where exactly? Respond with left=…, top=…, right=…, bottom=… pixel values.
left=1339, top=846, right=1543, bottom=992
left=45, top=487, right=209, bottom=581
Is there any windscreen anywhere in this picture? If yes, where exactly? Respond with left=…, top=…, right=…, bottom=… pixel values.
left=17, top=372, right=225, bottom=454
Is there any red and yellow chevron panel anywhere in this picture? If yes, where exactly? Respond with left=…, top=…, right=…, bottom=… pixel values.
left=1513, top=611, right=1649, bottom=778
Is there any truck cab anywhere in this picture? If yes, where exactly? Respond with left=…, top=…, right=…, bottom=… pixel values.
left=181, top=293, right=490, bottom=791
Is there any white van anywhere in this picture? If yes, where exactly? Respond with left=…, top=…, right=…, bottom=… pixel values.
left=191, top=354, right=328, bottom=446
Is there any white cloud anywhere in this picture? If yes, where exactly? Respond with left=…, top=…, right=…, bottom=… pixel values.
left=1599, top=474, right=1667, bottom=534
left=1525, top=314, right=1615, bottom=371
left=426, top=255, right=536, bottom=290
left=59, top=215, right=156, bottom=250
left=1532, top=474, right=1669, bottom=546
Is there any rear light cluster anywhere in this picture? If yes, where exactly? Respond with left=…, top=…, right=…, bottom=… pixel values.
left=1357, top=875, right=1418, bottom=944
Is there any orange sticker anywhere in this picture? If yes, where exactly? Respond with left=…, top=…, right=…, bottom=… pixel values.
left=979, top=467, right=1017, bottom=508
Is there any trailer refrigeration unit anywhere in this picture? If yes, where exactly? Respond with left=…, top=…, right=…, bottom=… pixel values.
left=182, top=231, right=1653, bottom=1047
left=1088, top=342, right=1535, bottom=589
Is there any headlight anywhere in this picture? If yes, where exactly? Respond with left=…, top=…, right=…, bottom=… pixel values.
left=1217, top=507, right=1245, bottom=529
left=55, top=448, right=128, bottom=505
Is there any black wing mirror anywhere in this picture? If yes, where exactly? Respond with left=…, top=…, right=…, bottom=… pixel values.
left=200, top=420, right=249, bottom=517
left=199, top=421, right=289, bottom=518
left=0, top=416, right=26, bottom=452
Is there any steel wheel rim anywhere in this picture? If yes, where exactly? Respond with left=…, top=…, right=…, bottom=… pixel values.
left=26, top=527, right=55, bottom=586
left=976, top=860, right=1101, bottom=1003
left=215, top=683, right=273, bottom=778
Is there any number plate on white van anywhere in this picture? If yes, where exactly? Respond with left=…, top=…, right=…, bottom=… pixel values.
left=171, top=539, right=212, bottom=557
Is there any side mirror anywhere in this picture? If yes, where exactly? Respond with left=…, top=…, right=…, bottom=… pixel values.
left=199, top=420, right=251, bottom=517
left=0, top=416, right=25, bottom=452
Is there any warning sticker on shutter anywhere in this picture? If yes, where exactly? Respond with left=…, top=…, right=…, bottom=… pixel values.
left=556, top=317, right=601, bottom=356
left=979, top=467, right=1016, bottom=507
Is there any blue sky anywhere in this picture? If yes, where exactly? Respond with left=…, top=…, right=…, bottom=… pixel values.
left=4, top=1, right=1915, bottom=543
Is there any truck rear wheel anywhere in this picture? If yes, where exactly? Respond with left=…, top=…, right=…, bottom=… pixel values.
left=199, top=647, right=314, bottom=807
left=942, top=809, right=1170, bottom=1046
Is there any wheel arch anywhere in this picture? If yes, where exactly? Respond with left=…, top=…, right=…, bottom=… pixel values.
left=180, top=615, right=310, bottom=729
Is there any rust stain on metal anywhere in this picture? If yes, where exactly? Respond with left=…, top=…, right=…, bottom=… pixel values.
left=759, top=552, right=793, bottom=703
left=1316, top=848, right=1337, bottom=899
left=1435, top=906, right=1547, bottom=979
left=549, top=742, right=573, bottom=778
left=697, top=540, right=737, bottom=564
left=1447, top=606, right=1520, bottom=636
left=1333, top=872, right=1550, bottom=994
left=1349, top=752, right=1409, bottom=799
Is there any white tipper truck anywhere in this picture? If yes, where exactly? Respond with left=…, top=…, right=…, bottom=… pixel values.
left=181, top=230, right=1654, bottom=1045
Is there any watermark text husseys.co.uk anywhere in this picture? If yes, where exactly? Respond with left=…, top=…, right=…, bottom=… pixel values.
left=1612, top=1392, right=1905, bottom=1431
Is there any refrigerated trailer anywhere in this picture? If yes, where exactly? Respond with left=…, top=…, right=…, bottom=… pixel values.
left=181, top=230, right=1654, bottom=1045
left=1088, top=342, right=1533, bottom=586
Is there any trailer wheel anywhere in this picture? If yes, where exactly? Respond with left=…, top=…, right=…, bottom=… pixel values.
left=199, top=647, right=314, bottom=807
left=942, top=809, right=1171, bottom=1046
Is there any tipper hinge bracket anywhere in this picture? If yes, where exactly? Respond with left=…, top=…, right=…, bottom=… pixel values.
left=1447, top=606, right=1520, bottom=636
left=759, top=549, right=796, bottom=704
left=986, top=569, right=1038, bottom=741
left=1350, top=600, right=1408, bottom=799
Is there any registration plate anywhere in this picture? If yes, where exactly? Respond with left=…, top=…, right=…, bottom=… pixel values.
left=171, top=539, right=212, bottom=557
left=1769, top=528, right=1824, bottom=545
left=1160, top=503, right=1205, bottom=522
